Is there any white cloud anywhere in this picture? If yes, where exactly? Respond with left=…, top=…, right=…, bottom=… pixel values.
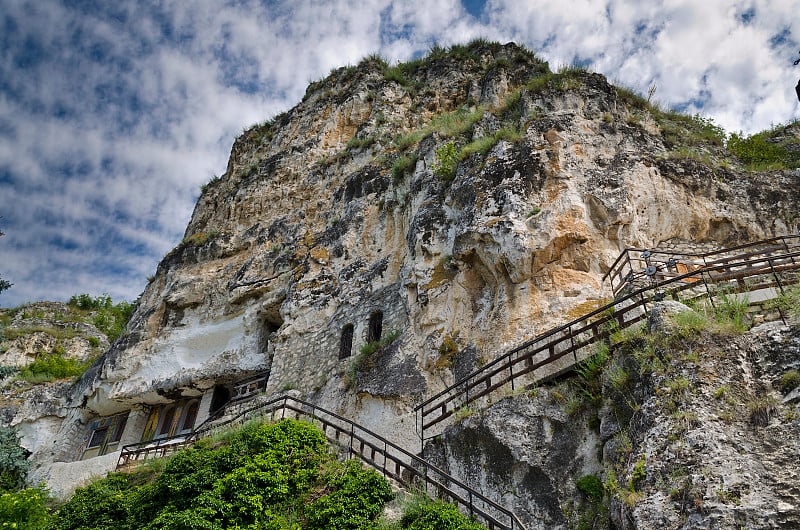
left=1, top=0, right=799, bottom=307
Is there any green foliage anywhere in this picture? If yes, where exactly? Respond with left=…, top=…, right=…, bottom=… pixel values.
left=615, top=85, right=649, bottom=111
left=433, top=141, right=459, bottom=181
left=68, top=293, right=135, bottom=343
left=670, top=309, right=711, bottom=337
left=631, top=457, right=646, bottom=486
left=779, top=370, right=800, bottom=393
left=50, top=419, right=411, bottom=530
left=0, top=365, right=17, bottom=380
left=568, top=344, right=610, bottom=414
left=0, top=487, right=50, bottom=529
left=179, top=230, right=220, bottom=251
left=576, top=346, right=609, bottom=384
left=358, top=330, right=400, bottom=357
left=727, top=123, right=800, bottom=170
left=346, top=135, right=377, bottom=151
left=18, top=350, right=85, bottom=383
left=768, top=284, right=800, bottom=320
left=525, top=65, right=585, bottom=93
left=655, top=110, right=726, bottom=149
left=712, top=293, right=750, bottom=333
left=51, top=474, right=134, bottom=530
left=747, top=395, right=779, bottom=427
left=0, top=427, right=29, bottom=491
left=576, top=475, right=604, bottom=502
left=305, top=460, right=393, bottom=529
left=200, top=174, right=223, bottom=193
left=399, top=496, right=486, bottom=530
left=392, top=154, right=417, bottom=182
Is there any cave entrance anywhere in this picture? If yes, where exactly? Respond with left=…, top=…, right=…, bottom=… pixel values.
left=259, top=302, right=285, bottom=353
left=210, top=385, right=230, bottom=414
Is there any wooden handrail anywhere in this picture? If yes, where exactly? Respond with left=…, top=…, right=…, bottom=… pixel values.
left=118, top=394, right=527, bottom=530
left=603, top=235, right=799, bottom=295
left=416, top=244, right=800, bottom=440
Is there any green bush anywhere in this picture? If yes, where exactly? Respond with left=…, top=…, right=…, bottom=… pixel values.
left=779, top=370, right=800, bottom=393
left=68, top=293, right=135, bottom=342
left=50, top=474, right=134, bottom=530
left=0, top=427, right=29, bottom=491
left=399, top=497, right=485, bottom=530
left=576, top=474, right=604, bottom=502
left=0, top=487, right=50, bottom=529
left=305, top=460, right=393, bottom=530
left=50, top=419, right=413, bottom=530
left=18, top=352, right=85, bottom=382
left=433, top=142, right=459, bottom=181
left=727, top=125, right=800, bottom=170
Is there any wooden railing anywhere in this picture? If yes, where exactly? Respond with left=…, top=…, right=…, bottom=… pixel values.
left=415, top=241, right=800, bottom=443
left=603, top=235, right=799, bottom=296
left=118, top=395, right=526, bottom=530
left=116, top=236, right=800, bottom=530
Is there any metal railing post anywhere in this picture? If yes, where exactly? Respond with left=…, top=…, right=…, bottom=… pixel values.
left=701, top=270, right=717, bottom=310
left=509, top=353, right=515, bottom=391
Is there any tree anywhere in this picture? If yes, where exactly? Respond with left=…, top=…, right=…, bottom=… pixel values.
left=0, top=226, right=10, bottom=294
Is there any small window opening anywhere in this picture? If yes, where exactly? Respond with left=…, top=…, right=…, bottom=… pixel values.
left=259, top=305, right=285, bottom=353
left=87, top=427, right=108, bottom=448
left=181, top=401, right=199, bottom=432
left=367, top=311, right=383, bottom=343
left=339, top=324, right=354, bottom=360
left=158, top=406, right=177, bottom=436
left=110, top=413, right=128, bottom=443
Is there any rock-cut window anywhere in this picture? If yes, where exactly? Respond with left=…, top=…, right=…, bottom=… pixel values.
left=367, top=311, right=383, bottom=343
left=339, top=324, right=354, bottom=360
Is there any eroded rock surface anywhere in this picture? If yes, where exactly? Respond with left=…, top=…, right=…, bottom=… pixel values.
left=425, top=313, right=800, bottom=529
left=5, top=42, right=799, bottom=502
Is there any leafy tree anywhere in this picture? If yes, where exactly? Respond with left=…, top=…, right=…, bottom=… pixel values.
left=0, top=487, right=50, bottom=529
left=0, top=426, right=29, bottom=491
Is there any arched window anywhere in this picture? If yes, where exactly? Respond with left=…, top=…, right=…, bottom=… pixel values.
left=367, top=311, right=383, bottom=343
left=180, top=401, right=200, bottom=433
left=158, top=405, right=177, bottom=437
left=339, top=324, right=354, bottom=360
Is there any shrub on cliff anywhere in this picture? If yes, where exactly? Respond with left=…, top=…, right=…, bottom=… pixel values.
left=67, top=293, right=135, bottom=342
left=50, top=419, right=484, bottom=530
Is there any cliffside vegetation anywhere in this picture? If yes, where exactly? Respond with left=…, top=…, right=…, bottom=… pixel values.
left=0, top=294, right=134, bottom=384
left=2, top=419, right=486, bottom=530
left=562, top=290, right=799, bottom=528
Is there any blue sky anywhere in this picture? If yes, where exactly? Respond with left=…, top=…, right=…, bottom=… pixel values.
left=1, top=0, right=798, bottom=307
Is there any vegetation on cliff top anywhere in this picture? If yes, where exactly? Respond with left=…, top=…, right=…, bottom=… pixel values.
left=3, top=419, right=487, bottom=530
left=0, top=294, right=134, bottom=385
left=278, top=40, right=800, bottom=183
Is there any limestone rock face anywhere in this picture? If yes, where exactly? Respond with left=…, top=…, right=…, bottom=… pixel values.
left=12, top=42, right=800, bottom=498
left=424, top=316, right=800, bottom=529
left=77, top=44, right=798, bottom=413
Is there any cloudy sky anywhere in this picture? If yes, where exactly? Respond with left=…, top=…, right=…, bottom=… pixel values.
left=1, top=0, right=798, bottom=307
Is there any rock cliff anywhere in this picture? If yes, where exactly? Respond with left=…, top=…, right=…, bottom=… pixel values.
left=5, top=41, right=800, bottom=521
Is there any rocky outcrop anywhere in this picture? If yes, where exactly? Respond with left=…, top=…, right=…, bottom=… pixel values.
left=425, top=308, right=800, bottom=529
left=7, top=41, right=800, bottom=503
